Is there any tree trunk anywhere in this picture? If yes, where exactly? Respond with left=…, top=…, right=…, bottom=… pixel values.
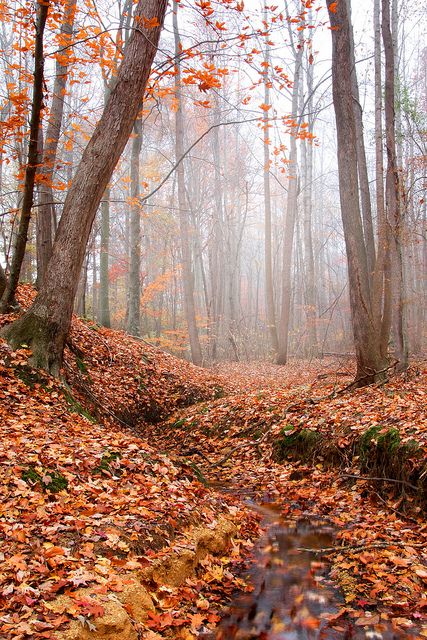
left=277, top=39, right=303, bottom=365
left=372, top=0, right=389, bottom=355
left=382, top=0, right=408, bottom=371
left=127, top=117, right=143, bottom=335
left=99, top=187, right=111, bottom=327
left=263, top=14, right=278, bottom=355
left=348, top=0, right=376, bottom=281
left=302, top=47, right=318, bottom=358
left=173, top=0, right=202, bottom=366
left=1, top=0, right=167, bottom=374
left=36, top=0, right=76, bottom=287
left=327, top=0, right=387, bottom=385
left=0, top=264, right=6, bottom=298
left=0, top=1, right=49, bottom=311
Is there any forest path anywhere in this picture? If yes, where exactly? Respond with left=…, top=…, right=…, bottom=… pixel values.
left=143, top=359, right=427, bottom=639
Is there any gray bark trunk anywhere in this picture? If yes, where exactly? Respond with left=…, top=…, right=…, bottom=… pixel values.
left=347, top=0, right=376, bottom=281
left=0, top=1, right=49, bottom=311
left=99, top=187, right=111, bottom=327
left=173, top=0, right=202, bottom=366
left=128, top=117, right=143, bottom=336
left=36, top=0, right=76, bottom=287
left=277, top=36, right=303, bottom=365
left=328, top=0, right=388, bottom=385
left=263, top=14, right=278, bottom=355
left=382, top=0, right=408, bottom=370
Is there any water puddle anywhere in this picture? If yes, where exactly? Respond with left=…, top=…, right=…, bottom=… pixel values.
left=209, top=500, right=419, bottom=640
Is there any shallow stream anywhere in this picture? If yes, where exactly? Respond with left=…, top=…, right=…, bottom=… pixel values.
left=208, top=499, right=420, bottom=640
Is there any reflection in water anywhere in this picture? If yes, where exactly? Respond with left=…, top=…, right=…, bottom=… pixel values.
left=212, top=503, right=418, bottom=640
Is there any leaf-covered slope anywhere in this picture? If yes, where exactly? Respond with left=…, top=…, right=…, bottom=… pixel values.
left=1, top=285, right=227, bottom=430
left=0, top=298, right=254, bottom=639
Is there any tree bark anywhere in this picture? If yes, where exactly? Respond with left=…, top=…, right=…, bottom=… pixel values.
left=263, top=14, right=279, bottom=355
left=127, top=117, right=143, bottom=336
left=277, top=35, right=303, bottom=365
left=327, top=0, right=388, bottom=385
left=1, top=0, right=167, bottom=374
left=347, top=0, right=376, bottom=282
left=173, top=0, right=202, bottom=366
left=0, top=0, right=49, bottom=311
left=372, top=0, right=391, bottom=357
left=99, top=187, right=111, bottom=327
left=36, top=0, right=76, bottom=287
left=0, top=264, right=6, bottom=299
left=302, top=44, right=318, bottom=358
left=382, top=0, right=408, bottom=371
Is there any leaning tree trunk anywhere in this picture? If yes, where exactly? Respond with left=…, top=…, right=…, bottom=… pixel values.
left=382, top=0, right=408, bottom=371
left=0, top=0, right=49, bottom=311
left=1, top=0, right=167, bottom=374
left=36, top=0, right=76, bottom=287
left=327, top=0, right=388, bottom=385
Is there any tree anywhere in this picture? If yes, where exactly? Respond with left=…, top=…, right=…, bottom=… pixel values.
left=0, top=0, right=50, bottom=311
left=1, top=0, right=168, bottom=374
left=127, top=116, right=143, bottom=336
left=172, top=0, right=203, bottom=366
left=36, top=0, right=76, bottom=287
left=327, top=0, right=388, bottom=385
left=382, top=0, right=408, bottom=370
left=277, top=22, right=303, bottom=366
left=262, top=12, right=279, bottom=355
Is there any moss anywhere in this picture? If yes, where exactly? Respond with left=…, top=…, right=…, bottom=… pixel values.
left=187, top=461, right=209, bottom=486
left=357, top=426, right=424, bottom=504
left=14, top=364, right=49, bottom=390
left=273, top=427, right=322, bottom=462
left=22, top=466, right=68, bottom=493
left=92, top=450, right=122, bottom=475
left=75, top=354, right=88, bottom=375
left=62, top=384, right=96, bottom=423
left=214, top=386, right=225, bottom=400
left=359, top=424, right=383, bottom=458
left=172, top=418, right=187, bottom=429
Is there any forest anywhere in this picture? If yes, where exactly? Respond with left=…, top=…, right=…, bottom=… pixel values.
left=0, top=0, right=426, bottom=638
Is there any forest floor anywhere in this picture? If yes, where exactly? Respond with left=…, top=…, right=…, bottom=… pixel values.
left=0, top=287, right=426, bottom=640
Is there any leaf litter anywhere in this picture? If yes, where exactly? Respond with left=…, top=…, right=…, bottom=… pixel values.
left=0, top=286, right=426, bottom=639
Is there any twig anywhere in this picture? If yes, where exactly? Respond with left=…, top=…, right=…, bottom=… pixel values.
left=298, top=540, right=425, bottom=555
left=349, top=359, right=399, bottom=389
left=63, top=361, right=132, bottom=428
left=340, top=473, right=419, bottom=492
left=373, top=491, right=419, bottom=524
left=209, top=429, right=272, bottom=468
left=181, top=448, right=212, bottom=464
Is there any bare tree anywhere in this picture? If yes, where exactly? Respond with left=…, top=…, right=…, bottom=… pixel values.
left=382, top=0, right=408, bottom=370
left=173, top=0, right=202, bottom=365
left=263, top=12, right=278, bottom=355
left=277, top=25, right=303, bottom=365
left=36, top=0, right=76, bottom=286
left=327, top=0, right=388, bottom=385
